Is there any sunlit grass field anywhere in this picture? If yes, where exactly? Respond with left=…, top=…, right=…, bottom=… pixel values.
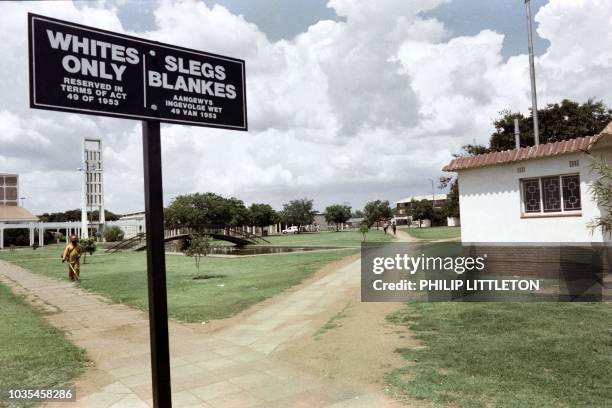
left=387, top=302, right=612, bottom=407
left=0, top=245, right=357, bottom=322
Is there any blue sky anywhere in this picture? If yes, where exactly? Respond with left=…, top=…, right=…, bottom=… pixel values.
left=114, top=0, right=549, bottom=58
left=425, top=0, right=550, bottom=58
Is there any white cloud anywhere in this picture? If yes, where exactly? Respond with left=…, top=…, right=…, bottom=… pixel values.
left=0, top=0, right=610, bottom=215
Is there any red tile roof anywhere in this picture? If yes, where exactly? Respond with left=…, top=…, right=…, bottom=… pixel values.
left=443, top=134, right=604, bottom=172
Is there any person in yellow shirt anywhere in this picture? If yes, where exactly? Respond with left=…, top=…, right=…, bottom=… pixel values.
left=61, top=235, right=82, bottom=281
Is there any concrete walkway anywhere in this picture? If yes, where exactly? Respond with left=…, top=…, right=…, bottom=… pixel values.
left=0, top=253, right=406, bottom=408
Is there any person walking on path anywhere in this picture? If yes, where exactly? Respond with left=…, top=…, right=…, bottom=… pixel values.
left=61, top=235, right=82, bottom=281
left=383, top=221, right=389, bottom=235
left=391, top=221, right=397, bottom=236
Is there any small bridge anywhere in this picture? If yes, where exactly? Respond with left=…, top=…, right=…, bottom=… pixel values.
left=106, top=226, right=270, bottom=253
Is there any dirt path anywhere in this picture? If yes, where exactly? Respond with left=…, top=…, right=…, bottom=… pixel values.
left=393, top=228, right=420, bottom=243
left=272, top=228, right=422, bottom=398
left=0, top=253, right=411, bottom=408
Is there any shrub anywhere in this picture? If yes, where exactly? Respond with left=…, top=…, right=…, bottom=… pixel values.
left=104, top=226, right=125, bottom=242
left=185, top=235, right=211, bottom=274
left=78, top=237, right=97, bottom=263
left=359, top=224, right=370, bottom=242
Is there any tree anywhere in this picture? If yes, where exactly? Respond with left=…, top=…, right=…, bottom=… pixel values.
left=359, top=224, right=370, bottom=242
left=453, top=144, right=491, bottom=157
left=589, top=158, right=612, bottom=236
left=409, top=199, right=433, bottom=228
left=165, top=193, right=250, bottom=228
left=104, top=225, right=125, bottom=242
left=352, top=210, right=364, bottom=218
left=324, top=204, right=352, bottom=232
left=440, top=177, right=460, bottom=218
left=249, top=203, right=279, bottom=232
left=489, top=100, right=612, bottom=151
left=279, top=198, right=315, bottom=232
left=166, top=193, right=228, bottom=227
left=227, top=197, right=251, bottom=227
left=38, top=209, right=119, bottom=222
left=363, top=200, right=393, bottom=228
left=185, top=235, right=211, bottom=274
left=78, top=237, right=96, bottom=263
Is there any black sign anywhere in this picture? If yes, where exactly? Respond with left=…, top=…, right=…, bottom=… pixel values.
left=28, top=13, right=247, bottom=130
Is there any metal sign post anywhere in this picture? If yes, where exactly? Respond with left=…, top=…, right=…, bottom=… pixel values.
left=142, top=120, right=171, bottom=407
left=28, top=13, right=247, bottom=408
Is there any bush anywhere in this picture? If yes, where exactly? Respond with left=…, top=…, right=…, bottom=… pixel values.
left=185, top=235, right=211, bottom=274
left=78, top=237, right=97, bottom=263
left=359, top=224, right=370, bottom=242
left=431, top=208, right=448, bottom=227
left=104, top=226, right=125, bottom=242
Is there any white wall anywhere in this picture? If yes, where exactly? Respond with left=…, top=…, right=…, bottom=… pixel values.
left=447, top=217, right=460, bottom=227
left=458, top=150, right=611, bottom=243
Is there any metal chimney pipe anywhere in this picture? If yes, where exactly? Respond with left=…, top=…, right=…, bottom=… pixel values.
left=525, top=0, right=540, bottom=145
left=514, top=118, right=520, bottom=149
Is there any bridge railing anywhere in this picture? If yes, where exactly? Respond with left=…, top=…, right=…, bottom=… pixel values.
left=107, top=225, right=271, bottom=252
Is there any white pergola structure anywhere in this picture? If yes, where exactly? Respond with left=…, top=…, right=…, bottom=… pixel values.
left=0, top=219, right=147, bottom=249
left=0, top=206, right=41, bottom=249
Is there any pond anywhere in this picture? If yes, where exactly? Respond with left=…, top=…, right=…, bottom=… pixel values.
left=206, top=245, right=339, bottom=256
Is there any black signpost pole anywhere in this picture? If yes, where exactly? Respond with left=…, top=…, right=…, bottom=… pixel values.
left=142, top=120, right=172, bottom=408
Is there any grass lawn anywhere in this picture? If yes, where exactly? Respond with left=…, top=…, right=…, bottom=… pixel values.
left=0, top=283, right=86, bottom=406
left=264, top=229, right=395, bottom=247
left=387, top=302, right=612, bottom=407
left=403, top=226, right=461, bottom=240
left=0, top=245, right=357, bottom=322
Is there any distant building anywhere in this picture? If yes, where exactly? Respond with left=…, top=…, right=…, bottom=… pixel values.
left=394, top=193, right=448, bottom=225
left=0, top=173, right=40, bottom=248
left=109, top=210, right=146, bottom=238
left=345, top=217, right=364, bottom=229
left=0, top=174, right=19, bottom=207
left=119, top=210, right=145, bottom=221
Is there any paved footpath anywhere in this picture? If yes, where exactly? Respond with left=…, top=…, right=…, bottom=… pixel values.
left=0, top=251, right=408, bottom=408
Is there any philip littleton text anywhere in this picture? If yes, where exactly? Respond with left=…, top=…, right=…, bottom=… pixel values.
left=370, top=253, right=541, bottom=294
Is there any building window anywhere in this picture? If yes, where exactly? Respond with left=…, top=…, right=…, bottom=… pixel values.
left=521, top=174, right=581, bottom=215
left=562, top=175, right=581, bottom=210
left=542, top=176, right=561, bottom=212
left=523, top=179, right=541, bottom=212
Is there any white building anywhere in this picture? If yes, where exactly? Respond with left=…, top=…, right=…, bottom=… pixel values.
left=395, top=193, right=449, bottom=226
left=443, top=124, right=612, bottom=243
left=112, top=211, right=146, bottom=239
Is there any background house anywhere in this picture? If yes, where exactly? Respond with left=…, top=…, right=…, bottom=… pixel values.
left=443, top=125, right=612, bottom=243
left=0, top=174, right=40, bottom=248
left=395, top=194, right=449, bottom=226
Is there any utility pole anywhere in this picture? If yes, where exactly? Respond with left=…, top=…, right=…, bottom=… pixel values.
left=514, top=117, right=521, bottom=149
left=525, top=0, right=540, bottom=145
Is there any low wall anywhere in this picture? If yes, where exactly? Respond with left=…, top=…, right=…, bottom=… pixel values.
left=463, top=244, right=611, bottom=278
